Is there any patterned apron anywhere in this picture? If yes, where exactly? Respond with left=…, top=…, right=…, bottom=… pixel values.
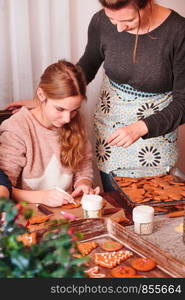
left=94, top=75, right=178, bottom=177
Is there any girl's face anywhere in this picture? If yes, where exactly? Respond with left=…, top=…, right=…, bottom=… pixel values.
left=39, top=95, right=83, bottom=129
left=104, top=4, right=145, bottom=33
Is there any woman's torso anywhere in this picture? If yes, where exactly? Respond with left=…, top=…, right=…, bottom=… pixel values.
left=92, top=9, right=185, bottom=93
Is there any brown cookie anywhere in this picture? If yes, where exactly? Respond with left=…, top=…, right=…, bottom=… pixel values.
left=17, top=232, right=37, bottom=247
left=166, top=210, right=184, bottom=218
left=62, top=202, right=81, bottom=209
left=94, top=250, right=133, bottom=269
left=77, top=241, right=98, bottom=256
left=111, top=265, right=136, bottom=278
left=85, top=266, right=106, bottom=278
left=131, top=257, right=156, bottom=272
left=100, top=240, right=123, bottom=252
left=28, top=215, right=51, bottom=225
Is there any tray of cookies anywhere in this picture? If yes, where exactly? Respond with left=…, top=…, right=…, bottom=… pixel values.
left=109, top=167, right=185, bottom=214
left=71, top=218, right=185, bottom=278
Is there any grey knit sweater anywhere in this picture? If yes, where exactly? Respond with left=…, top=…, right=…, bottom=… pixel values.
left=78, top=9, right=185, bottom=138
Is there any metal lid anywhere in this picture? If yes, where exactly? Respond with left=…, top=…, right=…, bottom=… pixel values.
left=133, top=205, right=154, bottom=223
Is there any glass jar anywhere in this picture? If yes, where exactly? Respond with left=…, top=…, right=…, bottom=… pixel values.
left=132, top=205, right=154, bottom=235
left=81, top=194, right=103, bottom=218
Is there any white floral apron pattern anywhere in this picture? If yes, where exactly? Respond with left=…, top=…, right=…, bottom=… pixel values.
left=94, top=75, right=178, bottom=176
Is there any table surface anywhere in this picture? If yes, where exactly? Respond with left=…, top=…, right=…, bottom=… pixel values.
left=18, top=191, right=185, bottom=274
left=18, top=191, right=127, bottom=228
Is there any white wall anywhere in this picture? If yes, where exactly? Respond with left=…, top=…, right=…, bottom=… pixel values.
left=156, top=0, right=185, bottom=15
left=73, top=0, right=103, bottom=189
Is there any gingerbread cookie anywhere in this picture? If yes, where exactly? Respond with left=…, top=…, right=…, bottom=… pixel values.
left=77, top=241, right=98, bottom=256
left=114, top=174, right=185, bottom=207
left=111, top=265, right=136, bottom=278
left=27, top=222, right=49, bottom=232
left=28, top=215, right=50, bottom=225
left=131, top=257, right=156, bottom=271
left=17, top=232, right=37, bottom=247
left=94, top=250, right=133, bottom=268
left=167, top=210, right=184, bottom=218
left=100, top=240, right=123, bottom=252
left=85, top=266, right=106, bottom=278
left=62, top=202, right=81, bottom=209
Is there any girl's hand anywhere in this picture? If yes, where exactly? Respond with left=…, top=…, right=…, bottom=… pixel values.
left=40, top=189, right=75, bottom=207
left=71, top=180, right=100, bottom=198
left=107, top=120, right=148, bottom=148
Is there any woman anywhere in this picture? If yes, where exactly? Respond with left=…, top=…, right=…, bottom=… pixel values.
left=0, top=60, right=99, bottom=207
left=77, top=0, right=185, bottom=191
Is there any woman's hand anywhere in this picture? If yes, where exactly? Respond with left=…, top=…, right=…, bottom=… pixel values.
left=4, top=99, right=35, bottom=114
left=107, top=120, right=148, bottom=148
left=71, top=179, right=100, bottom=198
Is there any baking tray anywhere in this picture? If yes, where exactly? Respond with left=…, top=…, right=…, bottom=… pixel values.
left=71, top=218, right=185, bottom=277
left=109, top=167, right=185, bottom=214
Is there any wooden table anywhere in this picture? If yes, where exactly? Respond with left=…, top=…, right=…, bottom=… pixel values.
left=20, top=192, right=127, bottom=229
left=18, top=192, right=185, bottom=277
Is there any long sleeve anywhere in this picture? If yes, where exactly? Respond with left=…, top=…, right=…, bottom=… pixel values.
left=0, top=129, right=26, bottom=186
left=143, top=25, right=185, bottom=138
left=73, top=140, right=93, bottom=187
left=77, top=11, right=104, bottom=84
left=0, top=169, right=12, bottom=196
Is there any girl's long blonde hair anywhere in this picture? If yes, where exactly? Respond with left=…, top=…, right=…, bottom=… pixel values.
left=36, top=60, right=87, bottom=171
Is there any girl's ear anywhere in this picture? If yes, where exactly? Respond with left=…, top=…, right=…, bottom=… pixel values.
left=37, top=88, right=46, bottom=102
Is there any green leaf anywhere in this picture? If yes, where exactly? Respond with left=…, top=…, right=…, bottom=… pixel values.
left=71, top=256, right=89, bottom=266
left=0, top=198, right=87, bottom=278
left=11, top=253, right=30, bottom=271
left=23, top=208, right=33, bottom=219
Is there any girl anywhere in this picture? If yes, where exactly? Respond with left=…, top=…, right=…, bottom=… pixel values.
left=0, top=60, right=99, bottom=207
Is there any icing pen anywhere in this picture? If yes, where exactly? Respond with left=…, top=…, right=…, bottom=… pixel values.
left=36, top=204, right=54, bottom=216
left=60, top=210, right=77, bottom=221
left=55, top=187, right=77, bottom=205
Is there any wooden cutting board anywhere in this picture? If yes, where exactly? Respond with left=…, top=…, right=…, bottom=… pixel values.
left=127, top=215, right=185, bottom=265
left=71, top=218, right=185, bottom=277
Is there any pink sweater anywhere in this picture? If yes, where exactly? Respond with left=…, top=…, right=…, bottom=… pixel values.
left=0, top=107, right=93, bottom=192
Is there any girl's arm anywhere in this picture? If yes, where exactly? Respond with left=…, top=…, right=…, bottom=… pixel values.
left=13, top=187, right=75, bottom=208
